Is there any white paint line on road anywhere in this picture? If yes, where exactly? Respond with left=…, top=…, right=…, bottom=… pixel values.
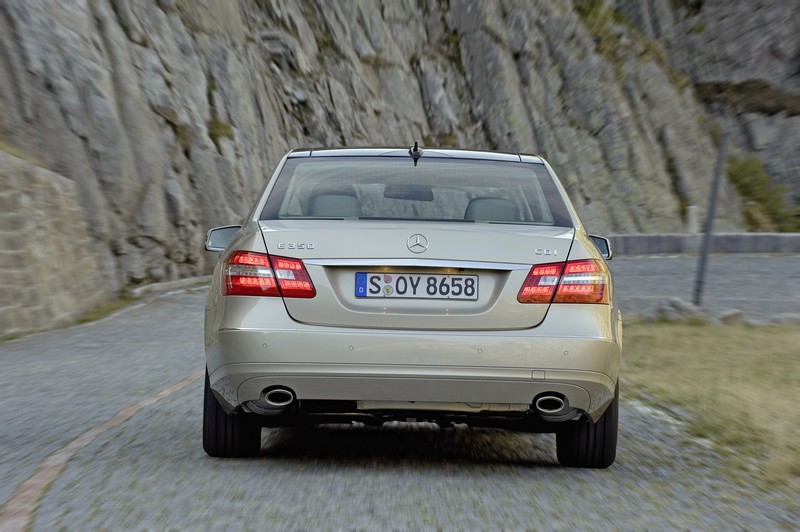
left=0, top=370, right=204, bottom=532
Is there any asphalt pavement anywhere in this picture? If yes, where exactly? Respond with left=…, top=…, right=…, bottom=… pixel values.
left=610, top=254, right=800, bottom=321
left=0, top=256, right=797, bottom=530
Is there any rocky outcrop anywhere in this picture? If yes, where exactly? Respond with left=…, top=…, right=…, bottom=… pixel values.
left=0, top=151, right=109, bottom=335
left=617, top=0, right=800, bottom=205
left=0, top=0, right=794, bottom=334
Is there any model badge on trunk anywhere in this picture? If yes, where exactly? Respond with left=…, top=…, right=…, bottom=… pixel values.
left=276, top=243, right=315, bottom=250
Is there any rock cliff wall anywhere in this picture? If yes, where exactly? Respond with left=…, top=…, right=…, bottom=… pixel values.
left=0, top=151, right=108, bottom=334
left=0, top=0, right=796, bottom=333
left=617, top=0, right=800, bottom=207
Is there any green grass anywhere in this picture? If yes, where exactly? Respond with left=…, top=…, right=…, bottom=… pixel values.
left=207, top=117, right=234, bottom=151
left=75, top=295, right=139, bottom=324
left=694, top=80, right=800, bottom=117
left=0, top=139, right=46, bottom=167
left=574, top=0, right=689, bottom=89
left=443, top=31, right=465, bottom=76
left=624, top=323, right=800, bottom=490
left=726, top=155, right=798, bottom=232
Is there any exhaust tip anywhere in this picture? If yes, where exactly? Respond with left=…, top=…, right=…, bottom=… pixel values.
left=264, top=388, right=295, bottom=407
left=535, top=395, right=566, bottom=414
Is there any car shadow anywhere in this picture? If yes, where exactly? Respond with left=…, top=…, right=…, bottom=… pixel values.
left=258, top=423, right=559, bottom=468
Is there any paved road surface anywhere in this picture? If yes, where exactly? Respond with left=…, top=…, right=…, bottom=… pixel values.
left=610, top=254, right=800, bottom=320
left=0, top=256, right=797, bottom=530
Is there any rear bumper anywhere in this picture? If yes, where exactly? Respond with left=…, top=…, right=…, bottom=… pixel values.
left=205, top=303, right=622, bottom=421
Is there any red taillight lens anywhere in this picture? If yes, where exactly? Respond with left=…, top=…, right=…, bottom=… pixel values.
left=223, top=252, right=315, bottom=298
left=553, top=259, right=609, bottom=304
left=224, top=251, right=279, bottom=296
left=517, top=262, right=565, bottom=303
left=517, top=259, right=609, bottom=304
left=270, top=256, right=316, bottom=298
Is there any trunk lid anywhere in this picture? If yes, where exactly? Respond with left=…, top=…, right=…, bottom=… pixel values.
left=259, top=220, right=574, bottom=330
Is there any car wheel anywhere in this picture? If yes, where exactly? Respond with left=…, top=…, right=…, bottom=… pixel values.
left=556, top=384, right=618, bottom=468
left=203, top=370, right=262, bottom=457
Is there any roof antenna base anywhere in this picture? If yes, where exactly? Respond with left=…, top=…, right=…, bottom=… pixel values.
left=408, top=141, right=423, bottom=166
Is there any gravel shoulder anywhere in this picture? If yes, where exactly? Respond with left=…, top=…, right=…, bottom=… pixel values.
left=1, top=257, right=798, bottom=529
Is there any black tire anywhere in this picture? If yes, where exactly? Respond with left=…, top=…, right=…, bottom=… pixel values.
left=556, top=384, right=618, bottom=468
left=203, top=370, right=262, bottom=457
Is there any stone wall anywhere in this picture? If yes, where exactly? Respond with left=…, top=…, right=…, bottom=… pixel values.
left=0, top=152, right=109, bottom=336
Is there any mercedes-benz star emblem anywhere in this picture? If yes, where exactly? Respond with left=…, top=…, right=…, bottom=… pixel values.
left=406, top=234, right=429, bottom=254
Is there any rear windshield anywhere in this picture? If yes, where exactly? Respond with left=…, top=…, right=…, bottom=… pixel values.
left=260, top=157, right=574, bottom=227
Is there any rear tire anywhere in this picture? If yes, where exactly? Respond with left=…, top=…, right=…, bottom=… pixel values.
left=203, top=370, right=262, bottom=457
left=556, top=384, right=618, bottom=468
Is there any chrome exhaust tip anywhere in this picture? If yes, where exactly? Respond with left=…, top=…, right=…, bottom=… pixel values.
left=535, top=395, right=566, bottom=414
left=534, top=394, right=579, bottom=422
left=264, top=388, right=295, bottom=407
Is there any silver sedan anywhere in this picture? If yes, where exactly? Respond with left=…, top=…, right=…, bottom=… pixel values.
left=203, top=146, right=621, bottom=468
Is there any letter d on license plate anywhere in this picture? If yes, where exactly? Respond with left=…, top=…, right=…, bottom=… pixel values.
left=355, top=273, right=478, bottom=300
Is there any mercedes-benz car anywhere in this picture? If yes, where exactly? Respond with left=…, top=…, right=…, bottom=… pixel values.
left=203, top=146, right=621, bottom=468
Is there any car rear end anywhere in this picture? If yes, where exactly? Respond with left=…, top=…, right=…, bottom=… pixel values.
left=203, top=148, right=621, bottom=466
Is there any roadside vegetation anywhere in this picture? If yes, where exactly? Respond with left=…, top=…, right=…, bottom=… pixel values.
left=75, top=295, right=139, bottom=324
left=624, top=322, right=799, bottom=491
left=726, top=155, right=799, bottom=232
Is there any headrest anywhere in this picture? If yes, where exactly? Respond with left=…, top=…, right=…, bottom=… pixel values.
left=464, top=197, right=520, bottom=221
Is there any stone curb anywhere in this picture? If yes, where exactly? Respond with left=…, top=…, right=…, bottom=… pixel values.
left=608, top=233, right=800, bottom=255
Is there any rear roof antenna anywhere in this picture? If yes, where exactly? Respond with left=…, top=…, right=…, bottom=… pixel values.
left=409, top=141, right=423, bottom=166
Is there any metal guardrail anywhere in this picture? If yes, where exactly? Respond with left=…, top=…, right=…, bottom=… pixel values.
left=608, top=233, right=800, bottom=255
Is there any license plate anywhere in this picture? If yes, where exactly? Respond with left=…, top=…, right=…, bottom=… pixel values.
left=355, top=273, right=478, bottom=300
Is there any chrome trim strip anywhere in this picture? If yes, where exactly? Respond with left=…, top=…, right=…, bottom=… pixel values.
left=302, top=258, right=531, bottom=270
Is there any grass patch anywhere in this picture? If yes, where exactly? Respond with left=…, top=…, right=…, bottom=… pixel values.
left=694, top=80, right=800, bottom=117
left=0, top=140, right=46, bottom=167
left=726, top=155, right=798, bottom=232
left=624, top=323, right=800, bottom=488
left=443, top=31, right=465, bottom=76
left=76, top=295, right=139, bottom=324
left=689, top=22, right=705, bottom=34
left=574, top=0, right=689, bottom=89
left=207, top=117, right=234, bottom=152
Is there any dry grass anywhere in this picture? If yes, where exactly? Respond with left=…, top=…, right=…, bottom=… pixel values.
left=623, top=323, right=800, bottom=488
left=75, top=295, right=139, bottom=324
left=0, top=139, right=46, bottom=167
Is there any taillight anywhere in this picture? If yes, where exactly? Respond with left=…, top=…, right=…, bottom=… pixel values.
left=224, top=251, right=279, bottom=296
left=517, top=263, right=565, bottom=303
left=553, top=259, right=609, bottom=304
left=517, top=259, right=609, bottom=304
left=223, top=251, right=315, bottom=298
left=270, top=256, right=316, bottom=298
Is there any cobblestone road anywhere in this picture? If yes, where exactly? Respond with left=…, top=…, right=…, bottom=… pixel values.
left=0, top=256, right=797, bottom=530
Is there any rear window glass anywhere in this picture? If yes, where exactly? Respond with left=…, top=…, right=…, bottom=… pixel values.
left=261, top=157, right=573, bottom=227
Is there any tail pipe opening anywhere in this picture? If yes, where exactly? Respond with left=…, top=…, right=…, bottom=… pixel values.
left=246, top=386, right=296, bottom=415
left=534, top=394, right=579, bottom=422
left=265, top=388, right=295, bottom=407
